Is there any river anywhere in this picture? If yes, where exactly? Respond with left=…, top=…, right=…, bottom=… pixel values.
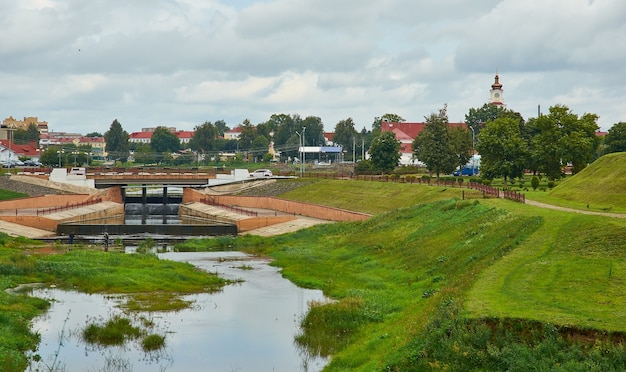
left=26, top=251, right=329, bottom=371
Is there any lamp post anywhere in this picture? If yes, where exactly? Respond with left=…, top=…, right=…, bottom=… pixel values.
left=57, top=149, right=64, bottom=167
left=302, top=126, right=306, bottom=171
left=469, top=126, right=476, bottom=175
left=295, top=130, right=303, bottom=177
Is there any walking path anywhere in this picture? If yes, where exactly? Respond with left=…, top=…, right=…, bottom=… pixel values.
left=524, top=199, right=626, bottom=218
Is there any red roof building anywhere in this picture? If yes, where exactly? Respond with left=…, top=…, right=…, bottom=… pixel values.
left=381, top=121, right=466, bottom=165
left=129, top=129, right=195, bottom=144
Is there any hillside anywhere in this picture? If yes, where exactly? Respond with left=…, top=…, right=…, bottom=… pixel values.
left=178, top=177, right=626, bottom=370
left=548, top=152, right=626, bottom=212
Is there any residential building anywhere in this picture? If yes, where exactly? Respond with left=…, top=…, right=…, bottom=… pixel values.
left=2, top=116, right=49, bottom=133
left=0, top=140, right=40, bottom=162
left=128, top=128, right=194, bottom=144
left=224, top=126, right=242, bottom=140
left=381, top=121, right=466, bottom=165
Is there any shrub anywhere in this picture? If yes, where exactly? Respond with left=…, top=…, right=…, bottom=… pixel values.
left=547, top=180, right=556, bottom=189
left=531, top=176, right=540, bottom=190
left=482, top=179, right=492, bottom=186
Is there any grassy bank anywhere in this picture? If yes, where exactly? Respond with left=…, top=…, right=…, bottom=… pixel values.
left=0, top=240, right=228, bottom=371
left=177, top=178, right=626, bottom=370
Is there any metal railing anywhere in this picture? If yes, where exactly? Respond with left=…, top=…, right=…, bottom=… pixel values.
left=0, top=197, right=103, bottom=216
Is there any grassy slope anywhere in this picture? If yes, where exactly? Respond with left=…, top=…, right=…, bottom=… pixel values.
left=278, top=179, right=471, bottom=214
left=270, top=176, right=626, bottom=369
left=538, top=152, right=626, bottom=213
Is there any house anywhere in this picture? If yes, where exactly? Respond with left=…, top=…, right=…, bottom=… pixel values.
left=224, top=126, right=243, bottom=140
left=0, top=140, right=40, bottom=162
left=128, top=128, right=194, bottom=144
left=381, top=121, right=466, bottom=165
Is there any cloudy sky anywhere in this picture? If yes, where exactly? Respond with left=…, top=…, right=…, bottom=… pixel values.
left=1, top=0, right=624, bottom=135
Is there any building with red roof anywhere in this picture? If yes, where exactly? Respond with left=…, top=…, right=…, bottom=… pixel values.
left=381, top=121, right=466, bottom=165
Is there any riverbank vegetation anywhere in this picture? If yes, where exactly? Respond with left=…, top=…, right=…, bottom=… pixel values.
left=0, top=242, right=229, bottom=371
left=177, top=177, right=626, bottom=370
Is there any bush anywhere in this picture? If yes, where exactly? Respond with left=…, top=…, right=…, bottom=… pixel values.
left=355, top=160, right=373, bottom=173
left=547, top=180, right=556, bottom=189
left=531, top=176, right=540, bottom=190
left=482, top=179, right=492, bottom=186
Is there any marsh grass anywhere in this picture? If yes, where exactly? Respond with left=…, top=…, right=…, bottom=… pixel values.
left=141, top=334, right=166, bottom=352
left=83, top=315, right=142, bottom=346
left=82, top=314, right=166, bottom=352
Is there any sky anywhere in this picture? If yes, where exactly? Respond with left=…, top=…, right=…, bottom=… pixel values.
left=1, top=0, right=625, bottom=135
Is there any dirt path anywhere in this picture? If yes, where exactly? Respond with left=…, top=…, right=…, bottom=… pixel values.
left=524, top=199, right=626, bottom=218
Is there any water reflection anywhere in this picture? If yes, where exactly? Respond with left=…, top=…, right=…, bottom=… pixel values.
left=27, top=252, right=329, bottom=371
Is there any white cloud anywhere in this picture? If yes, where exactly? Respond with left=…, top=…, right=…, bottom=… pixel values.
left=0, top=0, right=624, bottom=134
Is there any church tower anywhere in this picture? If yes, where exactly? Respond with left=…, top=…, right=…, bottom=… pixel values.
left=489, top=72, right=504, bottom=107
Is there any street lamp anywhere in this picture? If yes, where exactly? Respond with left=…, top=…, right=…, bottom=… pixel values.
left=469, top=126, right=476, bottom=175
left=295, top=130, right=303, bottom=177
left=57, top=149, right=65, bottom=167
left=302, top=126, right=306, bottom=169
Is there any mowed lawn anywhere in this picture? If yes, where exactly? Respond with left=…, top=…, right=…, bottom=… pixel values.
left=469, top=200, right=626, bottom=331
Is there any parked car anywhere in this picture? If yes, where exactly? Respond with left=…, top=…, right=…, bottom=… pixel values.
left=23, top=159, right=41, bottom=166
left=453, top=165, right=479, bottom=176
left=250, top=169, right=273, bottom=178
left=1, top=159, right=24, bottom=167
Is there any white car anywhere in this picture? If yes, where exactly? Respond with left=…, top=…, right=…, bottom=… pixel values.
left=250, top=169, right=273, bottom=178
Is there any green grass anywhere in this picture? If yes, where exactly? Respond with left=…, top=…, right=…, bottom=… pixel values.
left=278, top=179, right=471, bottom=214
left=0, top=188, right=28, bottom=200
left=181, top=175, right=626, bottom=370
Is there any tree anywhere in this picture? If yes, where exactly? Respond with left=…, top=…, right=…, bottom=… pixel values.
left=189, top=121, right=217, bottom=159
left=237, top=119, right=257, bottom=152
left=251, top=136, right=270, bottom=162
left=368, top=131, right=400, bottom=173
left=213, top=120, right=229, bottom=137
left=561, top=112, right=599, bottom=173
left=449, top=126, right=473, bottom=173
left=529, top=105, right=599, bottom=178
left=104, top=119, right=130, bottom=163
left=333, top=118, right=358, bottom=159
left=85, top=132, right=103, bottom=137
left=301, top=116, right=325, bottom=146
left=12, top=123, right=40, bottom=145
left=476, top=117, right=528, bottom=185
left=372, top=113, right=405, bottom=135
left=465, top=104, right=524, bottom=139
left=604, top=122, right=626, bottom=153
left=412, top=105, right=457, bottom=179
left=133, top=144, right=153, bottom=164
left=39, top=147, right=62, bottom=166
left=150, top=126, right=181, bottom=160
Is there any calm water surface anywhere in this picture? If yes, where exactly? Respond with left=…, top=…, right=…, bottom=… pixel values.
left=27, top=251, right=328, bottom=371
